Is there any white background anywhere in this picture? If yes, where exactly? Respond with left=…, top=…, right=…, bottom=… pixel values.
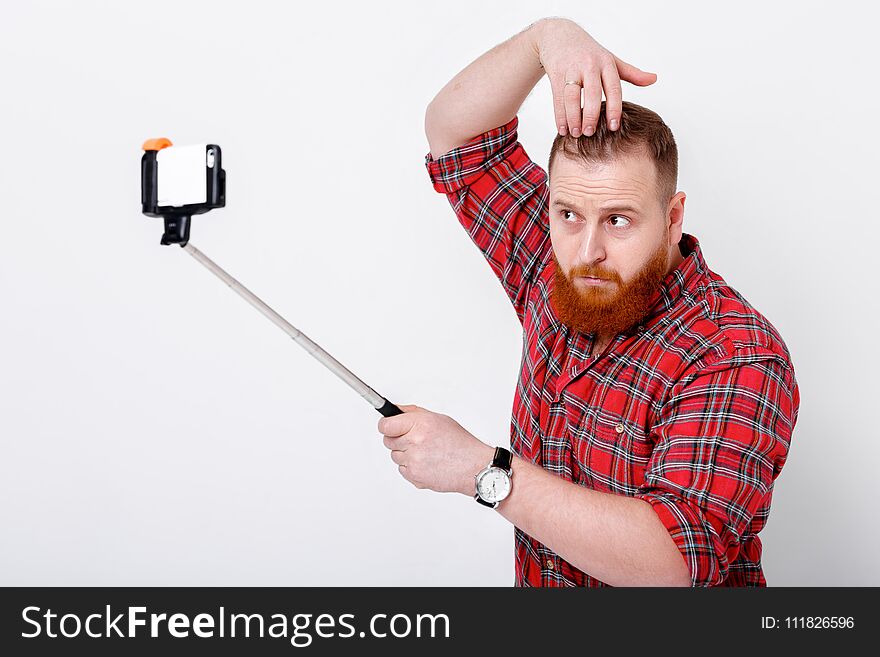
left=1, top=0, right=877, bottom=586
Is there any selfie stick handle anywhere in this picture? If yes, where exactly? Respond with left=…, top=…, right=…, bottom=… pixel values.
left=181, top=242, right=403, bottom=418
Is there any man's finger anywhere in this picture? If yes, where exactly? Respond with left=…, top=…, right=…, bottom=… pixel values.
left=562, top=69, right=583, bottom=137
left=397, top=464, right=412, bottom=482
left=377, top=404, right=419, bottom=436
left=549, top=75, right=568, bottom=135
left=613, top=55, right=658, bottom=87
left=383, top=435, right=407, bottom=450
left=601, top=66, right=623, bottom=131
left=581, top=68, right=603, bottom=136
left=390, top=449, right=406, bottom=466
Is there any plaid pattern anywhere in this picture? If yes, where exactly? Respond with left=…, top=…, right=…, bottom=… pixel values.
left=425, top=117, right=800, bottom=587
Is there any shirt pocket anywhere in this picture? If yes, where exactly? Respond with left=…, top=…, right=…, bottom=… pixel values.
left=576, top=413, right=655, bottom=496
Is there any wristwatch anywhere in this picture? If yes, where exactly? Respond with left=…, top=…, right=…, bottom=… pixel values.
left=474, top=447, right=513, bottom=508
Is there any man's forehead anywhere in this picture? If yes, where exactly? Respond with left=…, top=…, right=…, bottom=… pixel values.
left=549, top=152, right=657, bottom=202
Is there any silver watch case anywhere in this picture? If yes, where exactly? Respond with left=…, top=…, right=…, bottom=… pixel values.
left=474, top=463, right=513, bottom=508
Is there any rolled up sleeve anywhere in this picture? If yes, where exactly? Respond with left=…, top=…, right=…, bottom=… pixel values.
left=634, top=355, right=798, bottom=586
left=424, top=116, right=550, bottom=324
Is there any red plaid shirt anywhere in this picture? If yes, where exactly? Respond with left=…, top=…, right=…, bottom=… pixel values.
left=425, top=116, right=800, bottom=587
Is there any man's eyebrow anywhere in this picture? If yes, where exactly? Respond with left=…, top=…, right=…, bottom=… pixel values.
left=551, top=197, right=642, bottom=213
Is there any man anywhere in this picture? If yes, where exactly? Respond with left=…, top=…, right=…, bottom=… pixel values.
left=378, top=17, right=799, bottom=587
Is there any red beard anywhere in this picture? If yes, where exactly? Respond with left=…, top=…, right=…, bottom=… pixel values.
left=550, top=238, right=671, bottom=336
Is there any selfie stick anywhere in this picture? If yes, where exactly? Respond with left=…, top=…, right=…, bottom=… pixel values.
left=141, top=138, right=403, bottom=418
left=182, top=242, right=403, bottom=417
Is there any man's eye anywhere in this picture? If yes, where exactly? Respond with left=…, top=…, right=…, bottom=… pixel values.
left=609, top=215, right=630, bottom=227
left=561, top=210, right=577, bottom=221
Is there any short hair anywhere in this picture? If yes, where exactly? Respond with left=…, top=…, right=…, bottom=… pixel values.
left=548, top=100, right=678, bottom=205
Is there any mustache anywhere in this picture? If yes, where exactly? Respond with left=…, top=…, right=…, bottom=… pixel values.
left=569, top=266, right=618, bottom=281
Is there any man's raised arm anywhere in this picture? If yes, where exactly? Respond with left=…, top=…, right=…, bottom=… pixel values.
left=424, top=17, right=658, bottom=158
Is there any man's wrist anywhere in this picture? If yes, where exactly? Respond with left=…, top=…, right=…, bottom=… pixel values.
left=525, top=18, right=549, bottom=67
left=463, top=442, right=497, bottom=496
left=527, top=17, right=571, bottom=68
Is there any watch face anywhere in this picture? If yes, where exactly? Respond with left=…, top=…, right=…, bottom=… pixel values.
left=476, top=467, right=511, bottom=503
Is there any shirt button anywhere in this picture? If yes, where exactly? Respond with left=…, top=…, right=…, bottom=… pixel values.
left=637, top=325, right=645, bottom=332
left=546, top=560, right=555, bottom=571
left=615, top=423, right=625, bottom=433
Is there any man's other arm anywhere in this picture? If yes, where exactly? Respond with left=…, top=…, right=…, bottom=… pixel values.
left=424, top=23, right=544, bottom=159
left=496, top=357, right=797, bottom=586
left=425, top=17, right=658, bottom=158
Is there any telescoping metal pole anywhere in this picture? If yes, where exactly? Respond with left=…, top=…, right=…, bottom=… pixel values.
left=181, top=242, right=403, bottom=418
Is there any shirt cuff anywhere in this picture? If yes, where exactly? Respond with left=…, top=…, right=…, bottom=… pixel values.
left=424, top=116, right=520, bottom=194
left=634, top=490, right=731, bottom=587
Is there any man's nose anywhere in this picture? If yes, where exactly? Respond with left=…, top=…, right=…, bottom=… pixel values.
left=577, top=223, right=607, bottom=268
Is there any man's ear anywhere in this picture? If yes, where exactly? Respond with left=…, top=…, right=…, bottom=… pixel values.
left=666, top=191, right=686, bottom=245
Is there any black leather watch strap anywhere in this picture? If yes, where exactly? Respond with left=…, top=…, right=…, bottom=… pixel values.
left=474, top=495, right=495, bottom=508
left=492, top=446, right=512, bottom=472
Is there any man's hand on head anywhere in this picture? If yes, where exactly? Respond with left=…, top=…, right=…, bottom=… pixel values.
left=532, top=17, right=658, bottom=137
left=378, top=404, right=494, bottom=496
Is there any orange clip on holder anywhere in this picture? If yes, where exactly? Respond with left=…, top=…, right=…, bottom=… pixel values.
left=142, top=137, right=173, bottom=152
left=140, top=137, right=225, bottom=246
